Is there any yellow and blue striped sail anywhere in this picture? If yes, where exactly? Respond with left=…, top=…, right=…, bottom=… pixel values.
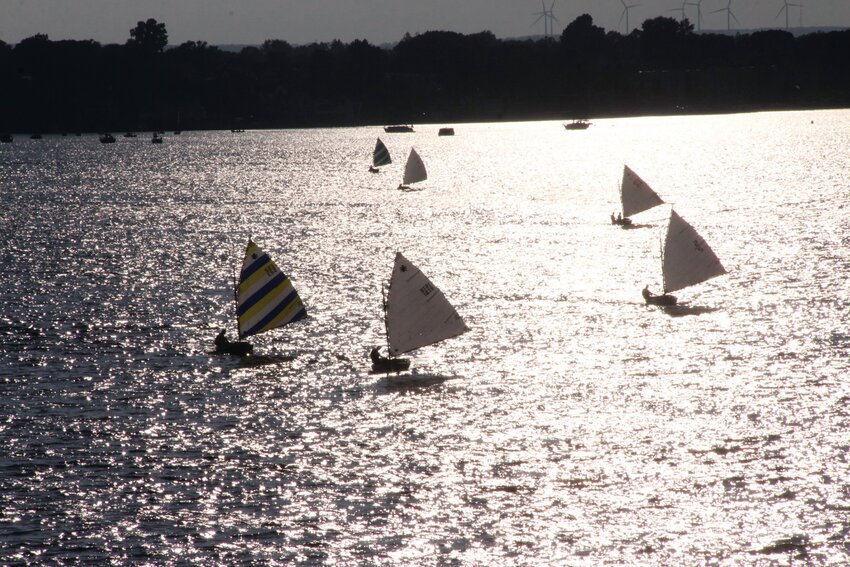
left=237, top=240, right=306, bottom=339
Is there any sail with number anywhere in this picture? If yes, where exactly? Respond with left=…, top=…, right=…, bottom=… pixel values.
left=385, top=252, right=468, bottom=355
left=237, top=239, right=307, bottom=339
left=373, top=138, right=391, bottom=168
left=621, top=165, right=665, bottom=218
left=402, top=148, right=427, bottom=186
left=662, top=209, right=727, bottom=294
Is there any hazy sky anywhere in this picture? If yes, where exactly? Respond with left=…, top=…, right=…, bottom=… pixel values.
left=2, top=1, right=848, bottom=46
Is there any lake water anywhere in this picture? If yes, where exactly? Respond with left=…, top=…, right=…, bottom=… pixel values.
left=2, top=110, right=849, bottom=565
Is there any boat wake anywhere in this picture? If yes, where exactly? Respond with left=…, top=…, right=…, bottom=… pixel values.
left=236, top=354, right=296, bottom=367
left=658, top=304, right=721, bottom=317
left=380, top=373, right=463, bottom=388
left=618, top=222, right=654, bottom=230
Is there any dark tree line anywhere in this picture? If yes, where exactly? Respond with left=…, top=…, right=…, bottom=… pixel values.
left=1, top=15, right=849, bottom=133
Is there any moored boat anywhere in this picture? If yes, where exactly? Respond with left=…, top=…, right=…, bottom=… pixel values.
left=384, top=124, right=414, bottom=133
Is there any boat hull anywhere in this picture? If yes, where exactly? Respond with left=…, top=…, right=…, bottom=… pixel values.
left=644, top=294, right=678, bottom=306
left=371, top=357, right=411, bottom=373
left=214, top=341, right=254, bottom=356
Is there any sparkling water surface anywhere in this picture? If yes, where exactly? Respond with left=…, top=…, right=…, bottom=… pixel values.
left=2, top=110, right=849, bottom=565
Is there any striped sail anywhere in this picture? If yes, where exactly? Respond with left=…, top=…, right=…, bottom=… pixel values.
left=402, top=148, right=427, bottom=185
left=237, top=239, right=307, bottom=339
left=385, top=252, right=468, bottom=355
left=621, top=165, right=664, bottom=218
left=662, top=209, right=727, bottom=294
left=373, top=138, right=392, bottom=167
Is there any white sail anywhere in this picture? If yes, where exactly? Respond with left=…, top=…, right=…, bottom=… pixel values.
left=621, top=165, right=664, bottom=218
left=662, top=209, right=727, bottom=294
left=373, top=138, right=391, bottom=167
left=385, top=252, right=468, bottom=355
left=402, top=148, right=427, bottom=185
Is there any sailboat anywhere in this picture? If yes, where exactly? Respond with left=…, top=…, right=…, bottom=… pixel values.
left=613, top=165, right=665, bottom=226
left=398, top=148, right=427, bottom=191
left=371, top=252, right=469, bottom=374
left=643, top=209, right=727, bottom=306
left=369, top=137, right=391, bottom=173
left=214, top=238, right=307, bottom=355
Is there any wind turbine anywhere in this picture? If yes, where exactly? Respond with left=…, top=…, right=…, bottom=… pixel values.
left=669, top=1, right=688, bottom=22
left=776, top=0, right=800, bottom=29
left=619, top=0, right=640, bottom=34
left=532, top=0, right=559, bottom=37
left=710, top=0, right=738, bottom=31
left=685, top=0, right=704, bottom=32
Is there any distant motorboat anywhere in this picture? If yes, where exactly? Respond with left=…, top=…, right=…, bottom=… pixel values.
left=30, top=133, right=42, bottom=140
left=384, top=124, right=414, bottom=133
left=99, top=133, right=116, bottom=144
left=438, top=127, right=455, bottom=136
left=564, top=119, right=591, bottom=130
left=151, top=132, right=163, bottom=144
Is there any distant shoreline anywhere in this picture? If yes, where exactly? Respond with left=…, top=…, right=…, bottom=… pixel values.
left=2, top=17, right=849, bottom=135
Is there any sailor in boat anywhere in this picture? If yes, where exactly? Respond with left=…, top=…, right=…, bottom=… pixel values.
left=369, top=166, right=379, bottom=173
left=214, top=329, right=229, bottom=352
left=611, top=212, right=632, bottom=226
left=213, top=328, right=254, bottom=356
left=642, top=285, right=677, bottom=306
left=369, top=346, right=410, bottom=373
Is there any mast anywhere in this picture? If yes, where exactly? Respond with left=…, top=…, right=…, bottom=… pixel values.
left=233, top=268, right=242, bottom=339
left=381, top=281, right=391, bottom=357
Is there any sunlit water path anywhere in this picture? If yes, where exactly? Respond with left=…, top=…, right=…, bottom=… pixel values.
left=1, top=110, right=849, bottom=564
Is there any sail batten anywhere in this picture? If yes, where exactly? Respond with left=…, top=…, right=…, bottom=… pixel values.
left=373, top=138, right=391, bottom=167
left=662, top=210, right=726, bottom=294
left=236, top=240, right=306, bottom=339
left=385, top=252, right=468, bottom=355
left=621, top=165, right=664, bottom=218
left=402, top=148, right=427, bottom=185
